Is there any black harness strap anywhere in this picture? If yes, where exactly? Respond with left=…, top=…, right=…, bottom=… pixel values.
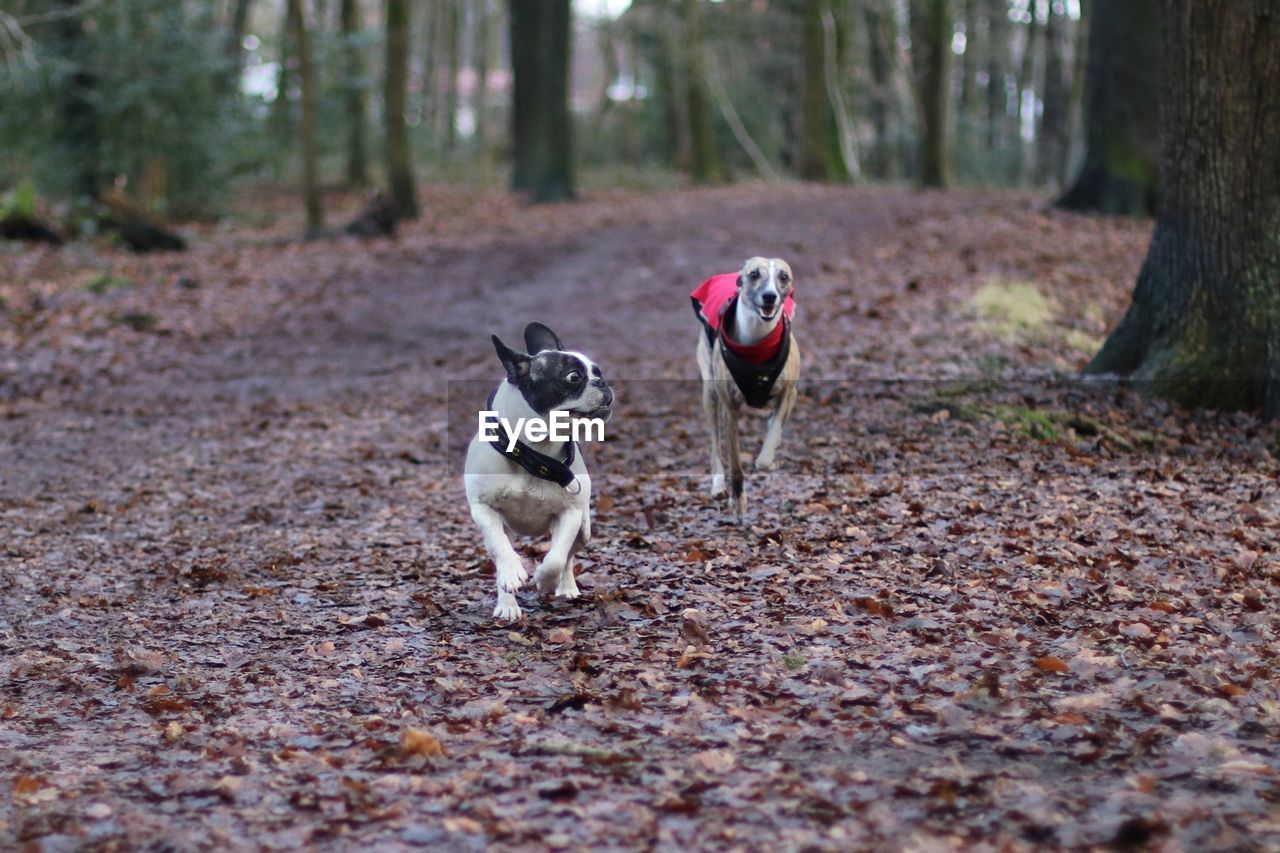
left=717, top=295, right=791, bottom=409
left=484, top=388, right=577, bottom=488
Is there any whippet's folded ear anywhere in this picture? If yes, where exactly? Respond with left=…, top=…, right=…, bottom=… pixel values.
left=492, top=335, right=532, bottom=381
left=523, top=322, right=563, bottom=355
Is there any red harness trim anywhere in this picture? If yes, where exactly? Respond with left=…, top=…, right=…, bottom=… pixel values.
left=722, top=317, right=786, bottom=364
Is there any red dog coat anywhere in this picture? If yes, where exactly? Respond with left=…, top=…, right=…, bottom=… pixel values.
left=690, top=273, right=796, bottom=364
left=690, top=273, right=796, bottom=408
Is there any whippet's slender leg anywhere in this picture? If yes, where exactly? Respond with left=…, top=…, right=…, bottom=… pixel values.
left=703, top=375, right=726, bottom=496
left=471, top=503, right=527, bottom=621
left=755, top=382, right=797, bottom=471
left=719, top=388, right=747, bottom=519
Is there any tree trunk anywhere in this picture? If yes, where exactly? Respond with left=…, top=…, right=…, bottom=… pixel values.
left=475, top=0, right=492, bottom=152
left=288, top=0, right=323, bottom=234
left=1015, top=0, right=1044, bottom=184
left=421, top=0, right=441, bottom=144
left=800, top=0, right=848, bottom=181
left=385, top=0, right=419, bottom=218
left=984, top=0, right=1010, bottom=152
left=224, top=0, right=255, bottom=94
left=55, top=0, right=101, bottom=199
left=655, top=1, right=691, bottom=171
left=1054, top=0, right=1160, bottom=215
left=508, top=0, right=574, bottom=202
left=341, top=0, right=369, bottom=187
left=1086, top=0, right=1280, bottom=418
left=683, top=0, right=720, bottom=184
left=1034, top=0, right=1068, bottom=186
left=958, top=0, right=981, bottom=161
left=444, top=0, right=461, bottom=155
left=912, top=0, right=954, bottom=187
left=272, top=1, right=296, bottom=177
left=865, top=0, right=908, bottom=180
left=587, top=14, right=619, bottom=159
left=1064, top=0, right=1090, bottom=181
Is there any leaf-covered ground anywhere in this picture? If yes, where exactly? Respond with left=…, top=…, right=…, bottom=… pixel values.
left=2, top=185, right=1278, bottom=850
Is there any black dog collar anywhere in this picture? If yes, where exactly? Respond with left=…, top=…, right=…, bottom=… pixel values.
left=484, top=387, right=578, bottom=489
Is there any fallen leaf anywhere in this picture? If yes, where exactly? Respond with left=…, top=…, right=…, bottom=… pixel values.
left=401, top=728, right=446, bottom=758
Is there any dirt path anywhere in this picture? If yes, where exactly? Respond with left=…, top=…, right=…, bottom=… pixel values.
left=3, top=186, right=1277, bottom=849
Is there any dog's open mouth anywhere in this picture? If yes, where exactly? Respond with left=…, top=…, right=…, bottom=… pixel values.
left=757, top=305, right=778, bottom=320
left=570, top=404, right=612, bottom=420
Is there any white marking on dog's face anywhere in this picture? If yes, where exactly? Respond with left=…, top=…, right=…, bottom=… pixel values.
left=528, top=349, right=614, bottom=422
left=738, top=257, right=793, bottom=321
left=493, top=330, right=614, bottom=422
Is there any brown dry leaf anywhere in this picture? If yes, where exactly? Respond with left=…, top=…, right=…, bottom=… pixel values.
left=676, top=645, right=713, bottom=668
left=547, top=627, right=575, bottom=644
left=443, top=816, right=483, bottom=834
left=1120, top=623, right=1153, bottom=639
left=401, top=728, right=446, bottom=758
left=13, top=775, right=46, bottom=795
left=85, top=802, right=113, bottom=820
left=215, top=775, right=244, bottom=802
left=1035, top=655, right=1070, bottom=674
left=693, top=749, right=736, bottom=773
left=681, top=608, right=712, bottom=646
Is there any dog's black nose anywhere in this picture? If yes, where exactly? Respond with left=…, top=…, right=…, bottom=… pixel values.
left=761, top=292, right=778, bottom=307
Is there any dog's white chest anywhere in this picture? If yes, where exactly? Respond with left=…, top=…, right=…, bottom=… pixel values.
left=463, top=437, right=589, bottom=536
left=484, top=479, right=569, bottom=535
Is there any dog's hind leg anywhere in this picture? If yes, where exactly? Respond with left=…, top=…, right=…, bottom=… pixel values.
left=718, top=393, right=747, bottom=519
left=755, top=382, right=797, bottom=471
left=535, top=507, right=584, bottom=597
left=703, top=381, right=727, bottom=496
left=471, top=504, right=527, bottom=621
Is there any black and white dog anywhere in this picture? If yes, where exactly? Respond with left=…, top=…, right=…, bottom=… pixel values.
left=463, top=323, right=614, bottom=621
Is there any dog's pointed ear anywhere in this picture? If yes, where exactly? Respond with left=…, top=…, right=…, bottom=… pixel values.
left=492, top=335, right=531, bottom=381
left=523, top=322, right=563, bottom=354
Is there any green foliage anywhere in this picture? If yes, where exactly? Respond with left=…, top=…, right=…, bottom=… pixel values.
left=1, top=180, right=38, bottom=219
left=83, top=273, right=133, bottom=295
left=972, top=279, right=1057, bottom=336
left=782, top=654, right=806, bottom=671
left=115, top=311, right=157, bottom=331
left=0, top=0, right=253, bottom=216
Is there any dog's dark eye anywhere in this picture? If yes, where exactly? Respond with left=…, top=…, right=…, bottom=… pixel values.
left=748, top=270, right=761, bottom=280
left=565, top=371, right=582, bottom=384
left=779, top=273, right=790, bottom=284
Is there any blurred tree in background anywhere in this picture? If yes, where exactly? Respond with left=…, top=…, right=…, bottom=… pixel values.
left=1, top=0, right=241, bottom=217
left=1055, top=0, right=1159, bottom=215
left=0, top=0, right=1132, bottom=218
left=510, top=0, right=575, bottom=201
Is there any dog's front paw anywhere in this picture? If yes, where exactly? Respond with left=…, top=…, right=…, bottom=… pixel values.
left=534, top=560, right=563, bottom=595
left=753, top=453, right=778, bottom=471
left=731, top=492, right=748, bottom=520
left=555, top=572, right=580, bottom=599
left=496, top=557, right=529, bottom=593
left=710, top=474, right=726, bottom=497
left=493, top=592, right=523, bottom=622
